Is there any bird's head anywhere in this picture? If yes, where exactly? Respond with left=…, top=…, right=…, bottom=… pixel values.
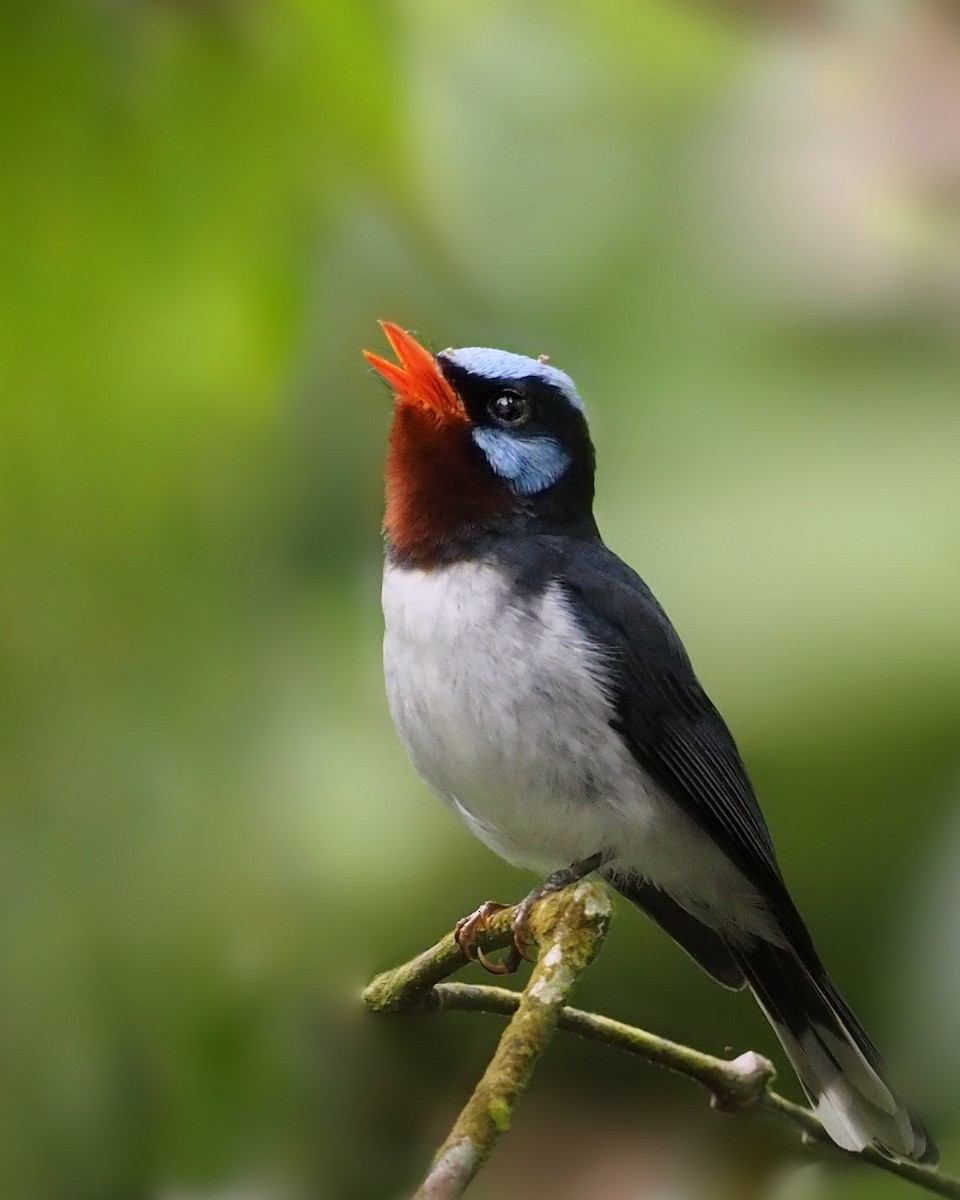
left=364, top=321, right=596, bottom=564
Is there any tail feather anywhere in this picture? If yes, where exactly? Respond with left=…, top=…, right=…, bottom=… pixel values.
left=732, top=939, right=936, bottom=1164
left=609, top=874, right=746, bottom=990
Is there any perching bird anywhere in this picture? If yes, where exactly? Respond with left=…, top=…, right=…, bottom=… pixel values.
left=364, top=320, right=935, bottom=1163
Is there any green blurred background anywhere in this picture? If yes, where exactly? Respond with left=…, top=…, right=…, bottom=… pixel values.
left=2, top=0, right=959, bottom=1197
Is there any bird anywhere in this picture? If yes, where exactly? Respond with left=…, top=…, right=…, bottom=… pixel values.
left=363, top=319, right=936, bottom=1164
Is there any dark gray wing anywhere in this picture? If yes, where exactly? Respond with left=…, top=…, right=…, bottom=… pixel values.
left=549, top=537, right=809, bottom=943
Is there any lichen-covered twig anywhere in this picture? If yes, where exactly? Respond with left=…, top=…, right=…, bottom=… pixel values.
left=363, top=901, right=520, bottom=1014
left=365, top=881, right=611, bottom=1200
left=426, top=982, right=775, bottom=1113
left=363, top=885, right=960, bottom=1200
left=429, top=983, right=960, bottom=1200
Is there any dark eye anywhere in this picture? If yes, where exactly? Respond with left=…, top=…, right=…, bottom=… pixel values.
left=487, top=391, right=529, bottom=426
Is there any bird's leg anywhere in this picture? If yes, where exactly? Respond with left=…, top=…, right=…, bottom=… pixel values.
left=455, top=853, right=607, bottom=975
left=512, top=851, right=607, bottom=961
left=454, top=901, right=521, bottom=975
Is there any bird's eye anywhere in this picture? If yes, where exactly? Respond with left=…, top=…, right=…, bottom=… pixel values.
left=487, top=391, right=529, bottom=426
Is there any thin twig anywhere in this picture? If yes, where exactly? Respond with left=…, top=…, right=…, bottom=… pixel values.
left=363, top=904, right=518, bottom=1014
left=409, top=882, right=611, bottom=1200
left=428, top=983, right=960, bottom=1200
left=426, top=982, right=776, bottom=1112
left=363, top=884, right=960, bottom=1200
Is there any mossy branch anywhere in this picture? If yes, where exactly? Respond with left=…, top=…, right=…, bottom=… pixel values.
left=363, top=883, right=960, bottom=1200
left=366, top=882, right=610, bottom=1198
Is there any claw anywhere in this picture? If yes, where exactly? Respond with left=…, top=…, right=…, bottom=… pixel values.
left=479, top=944, right=522, bottom=975
left=511, top=903, right=539, bottom=964
left=454, top=901, right=520, bottom=975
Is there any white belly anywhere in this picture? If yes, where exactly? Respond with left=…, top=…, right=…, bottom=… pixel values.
left=382, top=558, right=772, bottom=936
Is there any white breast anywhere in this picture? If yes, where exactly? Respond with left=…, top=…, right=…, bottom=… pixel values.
left=382, top=558, right=774, bottom=937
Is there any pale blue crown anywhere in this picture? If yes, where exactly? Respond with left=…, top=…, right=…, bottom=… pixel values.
left=440, top=347, right=586, bottom=414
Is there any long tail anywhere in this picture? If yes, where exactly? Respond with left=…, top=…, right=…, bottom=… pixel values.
left=732, top=938, right=936, bottom=1163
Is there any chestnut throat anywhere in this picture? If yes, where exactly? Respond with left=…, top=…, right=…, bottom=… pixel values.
left=384, top=404, right=598, bottom=567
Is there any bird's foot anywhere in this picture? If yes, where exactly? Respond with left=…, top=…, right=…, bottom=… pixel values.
left=509, top=892, right=543, bottom=965
left=456, top=854, right=607, bottom=975
left=511, top=852, right=608, bottom=962
left=454, top=902, right=522, bottom=975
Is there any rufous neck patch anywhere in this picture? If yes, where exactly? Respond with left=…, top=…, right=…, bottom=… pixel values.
left=385, top=403, right=513, bottom=563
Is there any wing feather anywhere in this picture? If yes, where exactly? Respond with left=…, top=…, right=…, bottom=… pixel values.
left=548, top=537, right=805, bottom=933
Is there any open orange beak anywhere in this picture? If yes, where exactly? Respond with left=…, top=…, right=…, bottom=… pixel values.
left=363, top=321, right=463, bottom=417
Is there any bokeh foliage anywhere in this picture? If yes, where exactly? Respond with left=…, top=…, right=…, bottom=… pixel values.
left=1, top=1, right=958, bottom=1197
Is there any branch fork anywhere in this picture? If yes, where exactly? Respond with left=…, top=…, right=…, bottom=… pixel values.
left=363, top=882, right=958, bottom=1200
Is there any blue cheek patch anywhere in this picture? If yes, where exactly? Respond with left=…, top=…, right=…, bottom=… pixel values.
left=471, top=427, right=571, bottom=496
